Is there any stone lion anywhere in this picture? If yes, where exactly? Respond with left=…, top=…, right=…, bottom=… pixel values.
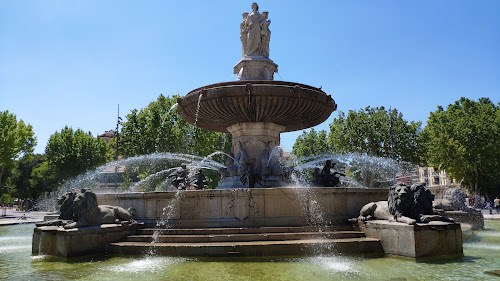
left=58, top=189, right=77, bottom=220
left=359, top=183, right=452, bottom=225
left=433, top=186, right=479, bottom=214
left=35, top=190, right=77, bottom=227
left=359, top=183, right=417, bottom=224
left=64, top=189, right=134, bottom=229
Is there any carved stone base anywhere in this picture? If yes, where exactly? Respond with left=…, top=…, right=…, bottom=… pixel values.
left=32, top=222, right=143, bottom=258
left=360, top=220, right=463, bottom=258
left=437, top=210, right=484, bottom=230
left=217, top=175, right=283, bottom=189
left=228, top=122, right=284, bottom=162
left=234, top=56, right=278, bottom=80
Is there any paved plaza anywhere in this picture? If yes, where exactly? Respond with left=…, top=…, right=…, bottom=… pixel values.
left=0, top=208, right=51, bottom=226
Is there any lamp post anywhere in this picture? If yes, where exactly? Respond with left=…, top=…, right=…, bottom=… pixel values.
left=114, top=104, right=122, bottom=193
left=389, top=106, right=396, bottom=184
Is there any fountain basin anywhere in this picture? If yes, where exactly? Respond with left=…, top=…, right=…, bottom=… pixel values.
left=177, top=81, right=337, bottom=187
left=176, top=80, right=337, bottom=133
left=96, top=187, right=387, bottom=228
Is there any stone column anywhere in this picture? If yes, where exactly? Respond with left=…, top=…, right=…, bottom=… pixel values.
left=217, top=122, right=286, bottom=189
left=227, top=122, right=285, bottom=166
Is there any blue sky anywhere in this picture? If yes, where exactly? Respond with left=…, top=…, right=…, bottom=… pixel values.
left=1, top=0, right=499, bottom=154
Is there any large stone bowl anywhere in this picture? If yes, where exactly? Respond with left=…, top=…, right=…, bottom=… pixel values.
left=176, top=80, right=337, bottom=133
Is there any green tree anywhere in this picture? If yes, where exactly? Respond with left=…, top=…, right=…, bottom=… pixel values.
left=292, top=128, right=330, bottom=159
left=328, top=106, right=422, bottom=164
left=45, top=126, right=113, bottom=184
left=0, top=110, right=36, bottom=189
left=11, top=154, right=56, bottom=199
left=422, top=97, right=500, bottom=197
left=119, top=94, right=232, bottom=190
left=120, top=94, right=231, bottom=157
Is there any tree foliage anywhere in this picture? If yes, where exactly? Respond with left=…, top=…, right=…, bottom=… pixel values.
left=118, top=94, right=231, bottom=190
left=422, top=97, right=500, bottom=197
left=292, top=129, right=330, bottom=159
left=45, top=126, right=113, bottom=184
left=328, top=106, right=422, bottom=165
left=11, top=154, right=57, bottom=199
left=120, top=94, right=231, bottom=157
left=0, top=110, right=36, bottom=189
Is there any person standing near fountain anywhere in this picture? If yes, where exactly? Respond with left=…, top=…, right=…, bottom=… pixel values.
left=495, top=197, right=500, bottom=214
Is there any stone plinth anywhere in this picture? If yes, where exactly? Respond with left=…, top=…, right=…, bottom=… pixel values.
left=360, top=220, right=463, bottom=258
left=218, top=175, right=282, bottom=189
left=228, top=122, right=284, bottom=163
left=32, top=223, right=142, bottom=258
left=96, top=187, right=389, bottom=228
left=437, top=210, right=484, bottom=230
left=234, top=56, right=278, bottom=80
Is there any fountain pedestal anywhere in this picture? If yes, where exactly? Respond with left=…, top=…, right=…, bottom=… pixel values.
left=360, top=220, right=463, bottom=258
left=228, top=122, right=284, bottom=161
left=32, top=223, right=142, bottom=258
left=234, top=56, right=278, bottom=80
left=219, top=122, right=285, bottom=188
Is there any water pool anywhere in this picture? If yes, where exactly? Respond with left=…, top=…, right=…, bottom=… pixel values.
left=1, top=221, right=499, bottom=281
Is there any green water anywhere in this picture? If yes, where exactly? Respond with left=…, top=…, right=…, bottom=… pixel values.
left=1, top=222, right=499, bottom=281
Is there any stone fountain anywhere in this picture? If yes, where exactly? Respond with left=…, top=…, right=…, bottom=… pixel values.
left=176, top=2, right=337, bottom=188
left=33, top=3, right=464, bottom=260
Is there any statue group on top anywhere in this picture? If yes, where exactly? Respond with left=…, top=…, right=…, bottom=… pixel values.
left=240, top=2, right=271, bottom=58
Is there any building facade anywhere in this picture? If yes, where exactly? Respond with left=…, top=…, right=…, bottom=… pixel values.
left=418, top=167, right=455, bottom=187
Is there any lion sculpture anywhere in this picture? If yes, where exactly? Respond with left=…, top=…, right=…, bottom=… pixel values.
left=63, top=189, right=134, bottom=229
left=35, top=190, right=77, bottom=227
left=358, top=183, right=452, bottom=225
left=58, top=189, right=77, bottom=220
left=433, top=186, right=480, bottom=214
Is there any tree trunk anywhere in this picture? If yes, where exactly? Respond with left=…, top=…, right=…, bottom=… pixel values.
left=361, top=167, right=368, bottom=187
left=0, top=167, right=4, bottom=190
left=474, top=163, right=479, bottom=194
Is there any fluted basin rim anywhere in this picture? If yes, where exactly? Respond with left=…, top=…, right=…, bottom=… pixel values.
left=177, top=80, right=337, bottom=133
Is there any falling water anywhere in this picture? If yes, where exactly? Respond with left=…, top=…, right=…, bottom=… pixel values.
left=267, top=145, right=285, bottom=168
left=34, top=152, right=227, bottom=211
left=184, top=93, right=204, bottom=153
left=291, top=153, right=418, bottom=188
left=148, top=189, right=184, bottom=256
left=194, top=93, right=203, bottom=127
left=201, top=151, right=239, bottom=167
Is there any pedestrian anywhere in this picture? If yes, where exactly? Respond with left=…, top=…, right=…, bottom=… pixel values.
left=494, top=197, right=500, bottom=214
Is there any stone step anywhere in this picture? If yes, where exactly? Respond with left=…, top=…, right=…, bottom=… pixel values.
left=125, top=231, right=365, bottom=243
left=136, top=225, right=352, bottom=235
left=109, top=237, right=383, bottom=257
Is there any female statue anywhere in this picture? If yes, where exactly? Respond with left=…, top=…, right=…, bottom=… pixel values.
left=240, top=12, right=249, bottom=58
left=260, top=11, right=271, bottom=58
left=245, top=3, right=263, bottom=56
